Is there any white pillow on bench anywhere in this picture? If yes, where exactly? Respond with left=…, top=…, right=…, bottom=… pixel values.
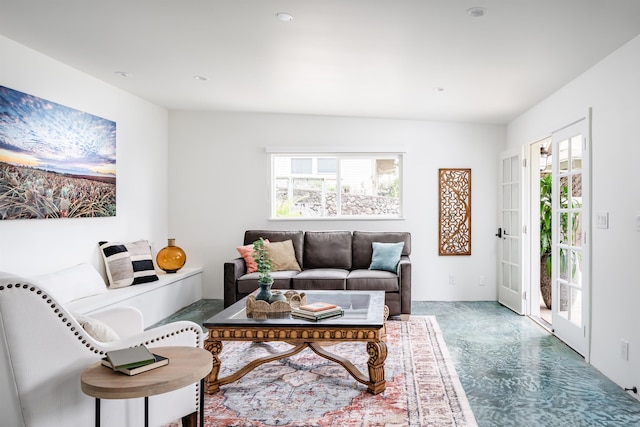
left=29, top=263, right=108, bottom=305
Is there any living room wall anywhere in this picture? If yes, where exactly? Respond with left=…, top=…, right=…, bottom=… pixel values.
left=0, top=36, right=171, bottom=425
left=0, top=35, right=171, bottom=276
left=507, top=34, right=640, bottom=392
left=168, top=111, right=506, bottom=302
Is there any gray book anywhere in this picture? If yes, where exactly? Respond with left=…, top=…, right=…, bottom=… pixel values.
left=106, top=345, right=156, bottom=370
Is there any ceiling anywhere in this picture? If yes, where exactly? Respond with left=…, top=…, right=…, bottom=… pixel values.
left=2, top=1, right=640, bottom=124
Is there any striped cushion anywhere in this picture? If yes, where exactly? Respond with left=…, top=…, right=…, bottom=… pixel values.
left=99, top=240, right=159, bottom=288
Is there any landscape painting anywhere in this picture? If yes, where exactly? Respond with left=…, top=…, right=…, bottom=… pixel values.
left=0, top=85, right=116, bottom=219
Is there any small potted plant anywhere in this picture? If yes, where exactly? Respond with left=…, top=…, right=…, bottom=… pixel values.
left=252, top=237, right=273, bottom=301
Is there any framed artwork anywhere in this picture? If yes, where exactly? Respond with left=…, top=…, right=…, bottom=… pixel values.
left=0, top=85, right=116, bottom=219
left=439, top=168, right=471, bottom=256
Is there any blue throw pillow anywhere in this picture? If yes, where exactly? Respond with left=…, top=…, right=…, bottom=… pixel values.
left=369, top=242, right=405, bottom=273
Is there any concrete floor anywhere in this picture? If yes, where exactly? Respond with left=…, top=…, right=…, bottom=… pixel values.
left=158, top=300, right=640, bottom=426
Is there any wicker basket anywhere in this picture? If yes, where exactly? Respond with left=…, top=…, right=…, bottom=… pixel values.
left=245, top=290, right=307, bottom=318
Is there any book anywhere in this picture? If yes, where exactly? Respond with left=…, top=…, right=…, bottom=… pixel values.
left=105, top=345, right=157, bottom=370
left=293, top=305, right=343, bottom=317
left=291, top=307, right=344, bottom=320
left=296, top=306, right=343, bottom=317
left=102, top=353, right=169, bottom=376
left=298, top=302, right=338, bottom=313
left=291, top=308, right=344, bottom=321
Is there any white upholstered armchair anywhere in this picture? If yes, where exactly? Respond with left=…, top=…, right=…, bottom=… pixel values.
left=0, top=272, right=205, bottom=427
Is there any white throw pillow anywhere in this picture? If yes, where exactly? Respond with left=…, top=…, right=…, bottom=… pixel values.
left=30, top=263, right=108, bottom=305
left=73, top=313, right=120, bottom=342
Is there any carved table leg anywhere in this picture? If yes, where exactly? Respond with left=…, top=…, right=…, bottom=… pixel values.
left=381, top=305, right=389, bottom=339
left=204, top=338, right=222, bottom=393
left=366, top=340, right=387, bottom=394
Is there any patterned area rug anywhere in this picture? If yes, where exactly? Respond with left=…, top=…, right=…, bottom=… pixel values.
left=169, top=316, right=476, bottom=427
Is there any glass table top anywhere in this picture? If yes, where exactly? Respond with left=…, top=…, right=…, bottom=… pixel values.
left=204, top=290, right=386, bottom=328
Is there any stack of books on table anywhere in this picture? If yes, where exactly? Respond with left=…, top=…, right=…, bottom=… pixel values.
left=291, top=301, right=344, bottom=321
left=102, top=345, right=169, bottom=376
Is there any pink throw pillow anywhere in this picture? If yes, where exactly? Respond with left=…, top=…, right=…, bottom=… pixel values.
left=236, top=239, right=269, bottom=273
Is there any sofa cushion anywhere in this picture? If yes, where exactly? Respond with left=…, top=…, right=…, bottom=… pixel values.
left=236, top=244, right=258, bottom=273
left=352, top=231, right=411, bottom=269
left=369, top=241, right=404, bottom=273
left=99, top=240, right=159, bottom=288
left=30, top=263, right=107, bottom=305
left=244, top=230, right=304, bottom=268
left=267, top=240, right=302, bottom=271
left=303, top=231, right=352, bottom=269
left=292, top=268, right=348, bottom=290
left=237, top=271, right=296, bottom=294
left=236, top=239, right=270, bottom=273
left=347, top=269, right=400, bottom=292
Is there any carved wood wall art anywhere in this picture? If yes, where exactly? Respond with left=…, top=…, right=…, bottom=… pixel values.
left=438, top=168, right=471, bottom=256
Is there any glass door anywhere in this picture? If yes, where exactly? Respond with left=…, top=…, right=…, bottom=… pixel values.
left=550, top=115, right=591, bottom=358
left=498, top=149, right=523, bottom=314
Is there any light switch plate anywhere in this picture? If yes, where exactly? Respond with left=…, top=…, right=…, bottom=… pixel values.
left=596, top=212, right=609, bottom=229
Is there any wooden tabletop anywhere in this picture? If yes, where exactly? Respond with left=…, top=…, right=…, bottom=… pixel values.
left=81, top=346, right=212, bottom=400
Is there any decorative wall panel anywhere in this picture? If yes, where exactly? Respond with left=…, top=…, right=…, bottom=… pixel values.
left=438, top=168, right=471, bottom=256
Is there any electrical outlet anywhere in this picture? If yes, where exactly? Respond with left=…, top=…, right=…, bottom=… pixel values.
left=621, top=340, right=630, bottom=361
left=479, top=275, right=485, bottom=286
left=449, top=275, right=455, bottom=286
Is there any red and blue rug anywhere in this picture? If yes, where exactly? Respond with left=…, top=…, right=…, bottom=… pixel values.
left=169, top=316, right=476, bottom=427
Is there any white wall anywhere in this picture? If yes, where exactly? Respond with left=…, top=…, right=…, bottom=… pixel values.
left=0, top=35, right=170, bottom=426
left=0, top=35, right=171, bottom=275
left=168, top=112, right=505, bottom=302
left=507, top=35, right=640, bottom=390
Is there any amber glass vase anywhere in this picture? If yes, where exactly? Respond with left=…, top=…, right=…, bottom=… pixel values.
left=156, top=238, right=186, bottom=273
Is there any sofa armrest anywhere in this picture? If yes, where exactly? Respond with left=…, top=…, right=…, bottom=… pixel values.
left=224, top=258, right=247, bottom=307
left=89, top=306, right=144, bottom=339
left=398, top=256, right=412, bottom=316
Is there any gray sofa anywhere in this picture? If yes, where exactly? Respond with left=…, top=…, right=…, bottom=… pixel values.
left=224, top=230, right=411, bottom=318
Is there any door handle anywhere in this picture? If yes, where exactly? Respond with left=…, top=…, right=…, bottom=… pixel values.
left=495, top=228, right=508, bottom=239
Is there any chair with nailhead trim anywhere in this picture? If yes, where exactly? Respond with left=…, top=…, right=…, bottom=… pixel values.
left=0, top=272, right=206, bottom=427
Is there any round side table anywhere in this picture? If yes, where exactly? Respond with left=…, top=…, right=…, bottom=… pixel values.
left=81, top=346, right=212, bottom=427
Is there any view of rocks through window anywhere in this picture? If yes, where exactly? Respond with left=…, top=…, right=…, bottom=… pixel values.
left=275, top=177, right=399, bottom=217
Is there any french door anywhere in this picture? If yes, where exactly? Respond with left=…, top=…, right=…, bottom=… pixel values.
left=550, top=114, right=591, bottom=358
left=498, top=149, right=524, bottom=314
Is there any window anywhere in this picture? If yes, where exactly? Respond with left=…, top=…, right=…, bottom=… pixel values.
left=271, top=152, right=402, bottom=219
left=291, top=158, right=312, bottom=174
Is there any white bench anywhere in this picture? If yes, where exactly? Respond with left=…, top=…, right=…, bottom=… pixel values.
left=66, top=267, right=203, bottom=328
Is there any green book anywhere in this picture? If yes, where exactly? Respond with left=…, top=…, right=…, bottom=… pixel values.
left=102, top=354, right=169, bottom=375
left=106, top=345, right=156, bottom=370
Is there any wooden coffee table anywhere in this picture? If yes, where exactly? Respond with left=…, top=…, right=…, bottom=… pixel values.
left=81, top=346, right=212, bottom=427
left=203, top=290, right=388, bottom=395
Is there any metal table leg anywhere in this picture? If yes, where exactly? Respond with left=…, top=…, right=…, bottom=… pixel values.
left=95, top=398, right=100, bottom=427
left=200, top=378, right=205, bottom=427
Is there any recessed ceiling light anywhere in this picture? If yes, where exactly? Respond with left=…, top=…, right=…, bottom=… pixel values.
left=276, top=12, right=293, bottom=22
left=467, top=7, right=488, bottom=18
left=193, top=75, right=209, bottom=81
left=114, top=71, right=130, bottom=78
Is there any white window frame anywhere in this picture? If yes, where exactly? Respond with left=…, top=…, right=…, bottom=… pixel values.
left=267, top=146, right=406, bottom=220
